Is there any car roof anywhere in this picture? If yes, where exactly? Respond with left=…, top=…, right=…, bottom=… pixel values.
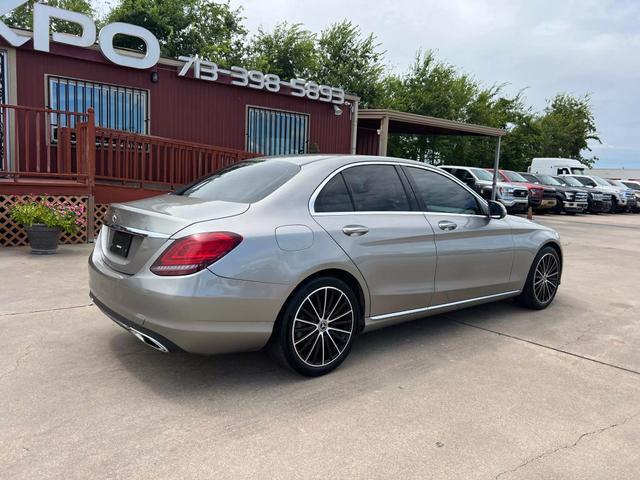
left=259, top=154, right=440, bottom=169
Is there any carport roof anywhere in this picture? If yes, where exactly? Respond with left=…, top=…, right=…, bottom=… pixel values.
left=358, top=109, right=507, bottom=138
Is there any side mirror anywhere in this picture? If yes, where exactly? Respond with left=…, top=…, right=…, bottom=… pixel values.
left=488, top=200, right=507, bottom=219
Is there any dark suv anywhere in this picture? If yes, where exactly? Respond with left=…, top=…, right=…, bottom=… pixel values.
left=553, top=176, right=612, bottom=213
left=520, top=172, right=588, bottom=214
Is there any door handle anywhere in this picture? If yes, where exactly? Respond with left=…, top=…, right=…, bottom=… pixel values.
left=438, top=220, right=458, bottom=231
left=342, top=225, right=369, bottom=237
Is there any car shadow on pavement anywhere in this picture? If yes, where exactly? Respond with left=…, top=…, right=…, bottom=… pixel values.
left=108, top=299, right=524, bottom=399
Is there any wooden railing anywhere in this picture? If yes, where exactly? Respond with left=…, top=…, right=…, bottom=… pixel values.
left=0, top=103, right=258, bottom=193
left=94, top=128, right=258, bottom=188
left=0, top=104, right=95, bottom=185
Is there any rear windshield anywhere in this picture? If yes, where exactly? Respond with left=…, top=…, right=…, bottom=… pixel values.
left=176, top=160, right=300, bottom=203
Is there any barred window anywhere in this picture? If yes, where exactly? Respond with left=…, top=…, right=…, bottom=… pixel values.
left=48, top=76, right=149, bottom=134
left=246, top=107, right=308, bottom=156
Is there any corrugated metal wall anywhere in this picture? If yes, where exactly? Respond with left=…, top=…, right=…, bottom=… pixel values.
left=12, top=43, right=353, bottom=155
left=356, top=127, right=379, bottom=155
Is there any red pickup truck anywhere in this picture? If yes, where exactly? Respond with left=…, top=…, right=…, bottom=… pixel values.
left=486, top=169, right=557, bottom=211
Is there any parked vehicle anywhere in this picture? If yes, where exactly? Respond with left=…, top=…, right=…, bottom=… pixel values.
left=553, top=176, right=612, bottom=213
left=439, top=165, right=529, bottom=213
left=529, top=158, right=587, bottom=176
left=604, top=179, right=639, bottom=213
left=620, top=180, right=640, bottom=213
left=487, top=169, right=557, bottom=212
left=564, top=175, right=630, bottom=213
left=89, top=156, right=563, bottom=376
left=519, top=172, right=588, bottom=214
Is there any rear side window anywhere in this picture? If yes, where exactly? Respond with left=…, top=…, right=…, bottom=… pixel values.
left=405, top=167, right=481, bottom=215
left=314, top=174, right=353, bottom=212
left=342, top=165, right=411, bottom=212
left=177, top=160, right=300, bottom=203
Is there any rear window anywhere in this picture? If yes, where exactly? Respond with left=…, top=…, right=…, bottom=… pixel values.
left=176, top=160, right=300, bottom=203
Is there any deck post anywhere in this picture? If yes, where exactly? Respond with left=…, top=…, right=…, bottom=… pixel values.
left=491, top=136, right=502, bottom=201
left=86, top=108, right=96, bottom=242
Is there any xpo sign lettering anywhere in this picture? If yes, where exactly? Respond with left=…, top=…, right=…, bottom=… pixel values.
left=0, top=0, right=160, bottom=69
left=0, top=1, right=346, bottom=104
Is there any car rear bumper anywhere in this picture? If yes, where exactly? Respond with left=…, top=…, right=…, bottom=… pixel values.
left=89, top=249, right=288, bottom=355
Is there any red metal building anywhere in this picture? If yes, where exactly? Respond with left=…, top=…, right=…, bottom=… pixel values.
left=0, top=27, right=358, bottom=245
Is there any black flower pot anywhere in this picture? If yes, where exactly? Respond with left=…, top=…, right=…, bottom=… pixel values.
left=25, top=224, right=61, bottom=255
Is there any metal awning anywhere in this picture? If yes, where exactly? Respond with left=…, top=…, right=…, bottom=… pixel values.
left=356, top=108, right=507, bottom=201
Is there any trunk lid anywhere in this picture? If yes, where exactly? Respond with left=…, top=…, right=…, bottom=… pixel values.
left=100, top=194, right=249, bottom=275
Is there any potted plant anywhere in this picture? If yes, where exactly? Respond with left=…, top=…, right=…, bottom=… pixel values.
left=10, top=198, right=85, bottom=254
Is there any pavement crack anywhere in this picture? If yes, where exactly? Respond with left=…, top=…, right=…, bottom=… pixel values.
left=0, top=303, right=93, bottom=318
left=450, top=319, right=640, bottom=377
left=494, top=412, right=640, bottom=479
left=0, top=344, right=33, bottom=382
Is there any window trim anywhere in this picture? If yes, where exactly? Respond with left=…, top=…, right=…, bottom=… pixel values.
left=244, top=104, right=310, bottom=156
left=45, top=74, right=151, bottom=134
left=309, top=161, right=489, bottom=216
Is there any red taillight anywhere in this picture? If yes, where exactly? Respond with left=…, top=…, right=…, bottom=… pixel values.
left=150, top=232, right=242, bottom=276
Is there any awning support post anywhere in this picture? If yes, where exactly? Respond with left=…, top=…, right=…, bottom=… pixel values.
left=491, top=136, right=502, bottom=201
left=378, top=115, right=389, bottom=156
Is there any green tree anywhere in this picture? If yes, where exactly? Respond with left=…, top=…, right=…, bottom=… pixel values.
left=106, top=0, right=246, bottom=65
left=382, top=51, right=525, bottom=166
left=3, top=0, right=94, bottom=35
left=246, top=22, right=317, bottom=80
left=312, top=20, right=385, bottom=107
left=535, top=93, right=600, bottom=167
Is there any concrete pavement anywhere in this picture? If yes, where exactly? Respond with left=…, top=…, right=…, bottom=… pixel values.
left=1, top=213, right=639, bottom=479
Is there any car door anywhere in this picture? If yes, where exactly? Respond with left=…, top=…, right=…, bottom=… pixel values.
left=311, top=163, right=437, bottom=318
left=402, top=166, right=515, bottom=305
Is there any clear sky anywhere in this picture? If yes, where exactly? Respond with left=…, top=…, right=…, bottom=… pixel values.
left=227, top=0, right=640, bottom=168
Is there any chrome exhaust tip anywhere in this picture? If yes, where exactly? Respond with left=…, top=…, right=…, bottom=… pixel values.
left=129, top=328, right=169, bottom=353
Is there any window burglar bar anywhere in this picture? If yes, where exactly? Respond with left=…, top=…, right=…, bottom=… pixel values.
left=247, top=107, right=309, bottom=156
left=48, top=76, right=149, bottom=140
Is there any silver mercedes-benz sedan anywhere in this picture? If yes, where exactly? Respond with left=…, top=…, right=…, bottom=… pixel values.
left=89, top=155, right=562, bottom=376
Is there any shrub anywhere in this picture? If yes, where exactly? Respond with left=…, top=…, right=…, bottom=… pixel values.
left=10, top=198, right=86, bottom=234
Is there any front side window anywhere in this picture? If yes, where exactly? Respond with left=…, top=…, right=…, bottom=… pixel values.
left=341, top=165, right=411, bottom=212
left=177, top=160, right=300, bottom=203
left=405, top=167, right=481, bottom=215
left=247, top=107, right=308, bottom=156
left=48, top=76, right=148, bottom=134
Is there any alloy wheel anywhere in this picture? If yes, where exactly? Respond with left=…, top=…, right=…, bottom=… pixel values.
left=533, top=253, right=559, bottom=304
left=291, top=286, right=354, bottom=367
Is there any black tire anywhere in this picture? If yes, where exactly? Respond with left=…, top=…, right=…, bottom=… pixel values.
left=268, top=276, right=359, bottom=377
left=516, top=246, right=561, bottom=310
